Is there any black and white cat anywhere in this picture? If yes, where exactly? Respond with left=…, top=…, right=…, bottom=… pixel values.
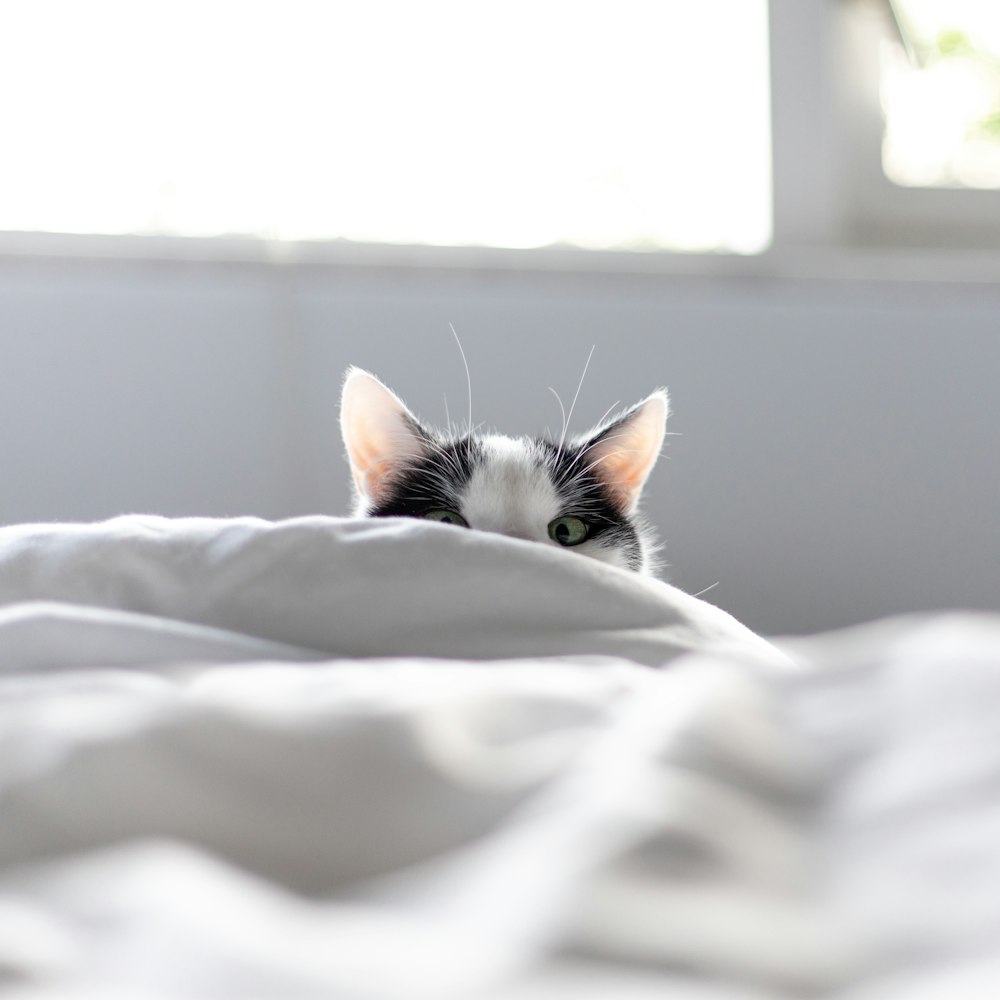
left=340, top=368, right=668, bottom=574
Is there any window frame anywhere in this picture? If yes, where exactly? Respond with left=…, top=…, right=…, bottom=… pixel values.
left=3, top=0, right=1000, bottom=279
left=770, top=0, right=1000, bottom=253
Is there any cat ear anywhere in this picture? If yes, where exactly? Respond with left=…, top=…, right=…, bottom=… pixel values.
left=579, top=391, right=669, bottom=514
left=340, top=368, right=429, bottom=505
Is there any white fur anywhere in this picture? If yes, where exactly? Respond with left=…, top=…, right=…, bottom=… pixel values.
left=460, top=436, right=558, bottom=543
left=457, top=435, right=632, bottom=571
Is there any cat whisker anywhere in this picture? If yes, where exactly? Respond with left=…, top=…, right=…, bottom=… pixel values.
left=578, top=450, right=636, bottom=478
left=557, top=344, right=596, bottom=458
left=595, top=400, right=621, bottom=428
left=556, top=428, right=632, bottom=466
left=552, top=433, right=636, bottom=486
left=548, top=387, right=567, bottom=446
left=449, top=322, right=473, bottom=434
left=690, top=581, right=720, bottom=599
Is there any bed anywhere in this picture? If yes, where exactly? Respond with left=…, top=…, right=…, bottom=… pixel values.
left=1, top=515, right=998, bottom=998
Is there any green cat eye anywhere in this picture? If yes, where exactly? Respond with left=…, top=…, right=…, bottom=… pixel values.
left=423, top=509, right=469, bottom=527
left=548, top=516, right=589, bottom=547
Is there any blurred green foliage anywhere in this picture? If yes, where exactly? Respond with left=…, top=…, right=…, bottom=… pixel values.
left=931, top=28, right=1000, bottom=143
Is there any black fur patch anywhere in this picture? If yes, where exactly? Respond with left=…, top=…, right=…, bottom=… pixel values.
left=368, top=435, right=483, bottom=519
left=537, top=439, right=644, bottom=571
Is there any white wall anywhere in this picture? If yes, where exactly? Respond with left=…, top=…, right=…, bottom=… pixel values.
left=2, top=253, right=998, bottom=635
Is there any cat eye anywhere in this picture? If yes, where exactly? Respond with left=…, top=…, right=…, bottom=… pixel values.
left=547, top=516, right=589, bottom=547
left=423, top=509, right=469, bottom=528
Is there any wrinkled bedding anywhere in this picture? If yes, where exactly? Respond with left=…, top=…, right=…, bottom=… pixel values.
left=0, top=517, right=998, bottom=999
left=0, top=515, right=780, bottom=671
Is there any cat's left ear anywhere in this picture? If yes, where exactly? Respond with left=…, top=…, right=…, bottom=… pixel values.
left=340, top=368, right=430, bottom=506
left=580, top=391, right=668, bottom=514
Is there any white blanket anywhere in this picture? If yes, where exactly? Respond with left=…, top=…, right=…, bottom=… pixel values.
left=1, top=517, right=998, bottom=999
left=0, top=515, right=780, bottom=671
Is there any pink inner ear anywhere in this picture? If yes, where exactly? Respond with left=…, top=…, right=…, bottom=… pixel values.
left=340, top=370, right=426, bottom=504
left=585, top=393, right=667, bottom=514
left=359, top=458, right=397, bottom=503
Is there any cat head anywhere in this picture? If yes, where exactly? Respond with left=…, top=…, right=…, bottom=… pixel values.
left=340, top=368, right=668, bottom=573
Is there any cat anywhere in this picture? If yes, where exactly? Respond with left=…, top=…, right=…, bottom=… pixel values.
left=340, top=367, right=668, bottom=574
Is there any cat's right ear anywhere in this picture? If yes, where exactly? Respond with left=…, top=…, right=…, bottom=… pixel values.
left=340, top=368, right=429, bottom=506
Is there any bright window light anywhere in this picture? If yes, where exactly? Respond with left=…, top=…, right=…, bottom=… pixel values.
left=883, top=0, right=1000, bottom=188
left=0, top=1, right=771, bottom=254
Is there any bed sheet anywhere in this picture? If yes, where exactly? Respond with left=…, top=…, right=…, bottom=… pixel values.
left=1, top=518, right=998, bottom=999
left=0, top=515, right=782, bottom=671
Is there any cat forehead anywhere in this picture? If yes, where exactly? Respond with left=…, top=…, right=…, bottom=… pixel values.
left=461, top=434, right=560, bottom=529
left=479, top=433, right=538, bottom=462
left=462, top=433, right=594, bottom=493
left=469, top=434, right=549, bottom=483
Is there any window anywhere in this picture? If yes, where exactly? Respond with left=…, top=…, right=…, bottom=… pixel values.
left=769, top=0, right=1000, bottom=254
left=0, top=1, right=771, bottom=255
left=882, top=0, right=1000, bottom=189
